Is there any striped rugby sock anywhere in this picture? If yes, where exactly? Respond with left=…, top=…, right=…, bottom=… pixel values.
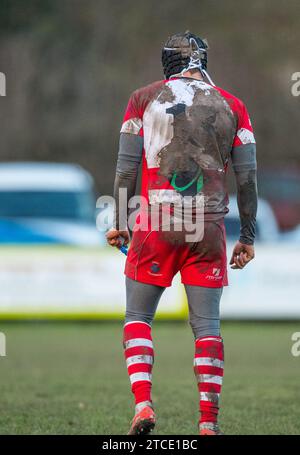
left=123, top=321, right=154, bottom=411
left=193, top=336, right=224, bottom=424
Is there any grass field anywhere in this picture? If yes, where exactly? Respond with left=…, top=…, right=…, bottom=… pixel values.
left=0, top=321, right=299, bottom=435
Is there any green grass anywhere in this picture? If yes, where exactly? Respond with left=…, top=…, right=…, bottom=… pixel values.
left=0, top=321, right=299, bottom=435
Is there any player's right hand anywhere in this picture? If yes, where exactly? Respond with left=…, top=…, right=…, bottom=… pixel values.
left=106, top=228, right=130, bottom=248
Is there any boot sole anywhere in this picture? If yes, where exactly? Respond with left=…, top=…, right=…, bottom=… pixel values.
left=128, top=417, right=156, bottom=435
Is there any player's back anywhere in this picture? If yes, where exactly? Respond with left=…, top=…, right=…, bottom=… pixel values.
left=121, top=77, right=254, bottom=218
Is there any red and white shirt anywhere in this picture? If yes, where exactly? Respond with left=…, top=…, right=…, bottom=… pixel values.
left=121, top=77, right=255, bottom=217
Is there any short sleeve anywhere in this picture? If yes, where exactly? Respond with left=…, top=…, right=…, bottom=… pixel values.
left=120, top=91, right=143, bottom=135
left=232, top=101, right=256, bottom=147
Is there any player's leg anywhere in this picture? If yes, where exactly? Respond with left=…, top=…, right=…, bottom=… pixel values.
left=124, top=276, right=165, bottom=434
left=123, top=223, right=183, bottom=434
left=184, top=285, right=224, bottom=435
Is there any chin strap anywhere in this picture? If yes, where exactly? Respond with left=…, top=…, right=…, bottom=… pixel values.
left=201, top=68, right=215, bottom=86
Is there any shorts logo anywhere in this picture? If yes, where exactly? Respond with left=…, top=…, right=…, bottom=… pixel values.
left=148, top=261, right=163, bottom=277
left=206, top=268, right=222, bottom=281
left=212, top=268, right=221, bottom=277
left=150, top=262, right=160, bottom=274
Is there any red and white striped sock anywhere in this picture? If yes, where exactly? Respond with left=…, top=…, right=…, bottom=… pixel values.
left=193, top=336, right=224, bottom=425
left=123, top=321, right=154, bottom=413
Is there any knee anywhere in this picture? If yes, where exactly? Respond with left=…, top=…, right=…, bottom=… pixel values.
left=189, top=316, right=220, bottom=340
left=125, top=311, right=154, bottom=326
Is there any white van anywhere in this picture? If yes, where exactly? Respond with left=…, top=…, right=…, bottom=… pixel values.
left=0, top=162, right=103, bottom=246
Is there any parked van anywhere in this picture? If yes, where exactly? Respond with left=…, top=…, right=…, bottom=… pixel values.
left=0, top=162, right=103, bottom=246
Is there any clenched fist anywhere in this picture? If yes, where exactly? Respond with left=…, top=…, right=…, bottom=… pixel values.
left=106, top=228, right=130, bottom=249
left=230, top=241, right=255, bottom=269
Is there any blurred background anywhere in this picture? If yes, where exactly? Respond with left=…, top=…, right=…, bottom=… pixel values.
left=0, top=0, right=300, bottom=435
left=0, top=0, right=299, bottom=203
left=0, top=0, right=299, bottom=319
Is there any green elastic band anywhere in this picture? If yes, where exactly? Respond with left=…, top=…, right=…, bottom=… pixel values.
left=171, top=172, right=203, bottom=193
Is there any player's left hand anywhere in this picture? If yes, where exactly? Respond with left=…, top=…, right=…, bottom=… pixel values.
left=106, top=228, right=130, bottom=248
left=230, top=241, right=255, bottom=269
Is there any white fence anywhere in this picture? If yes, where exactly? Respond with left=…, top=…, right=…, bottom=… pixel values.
left=0, top=244, right=298, bottom=320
